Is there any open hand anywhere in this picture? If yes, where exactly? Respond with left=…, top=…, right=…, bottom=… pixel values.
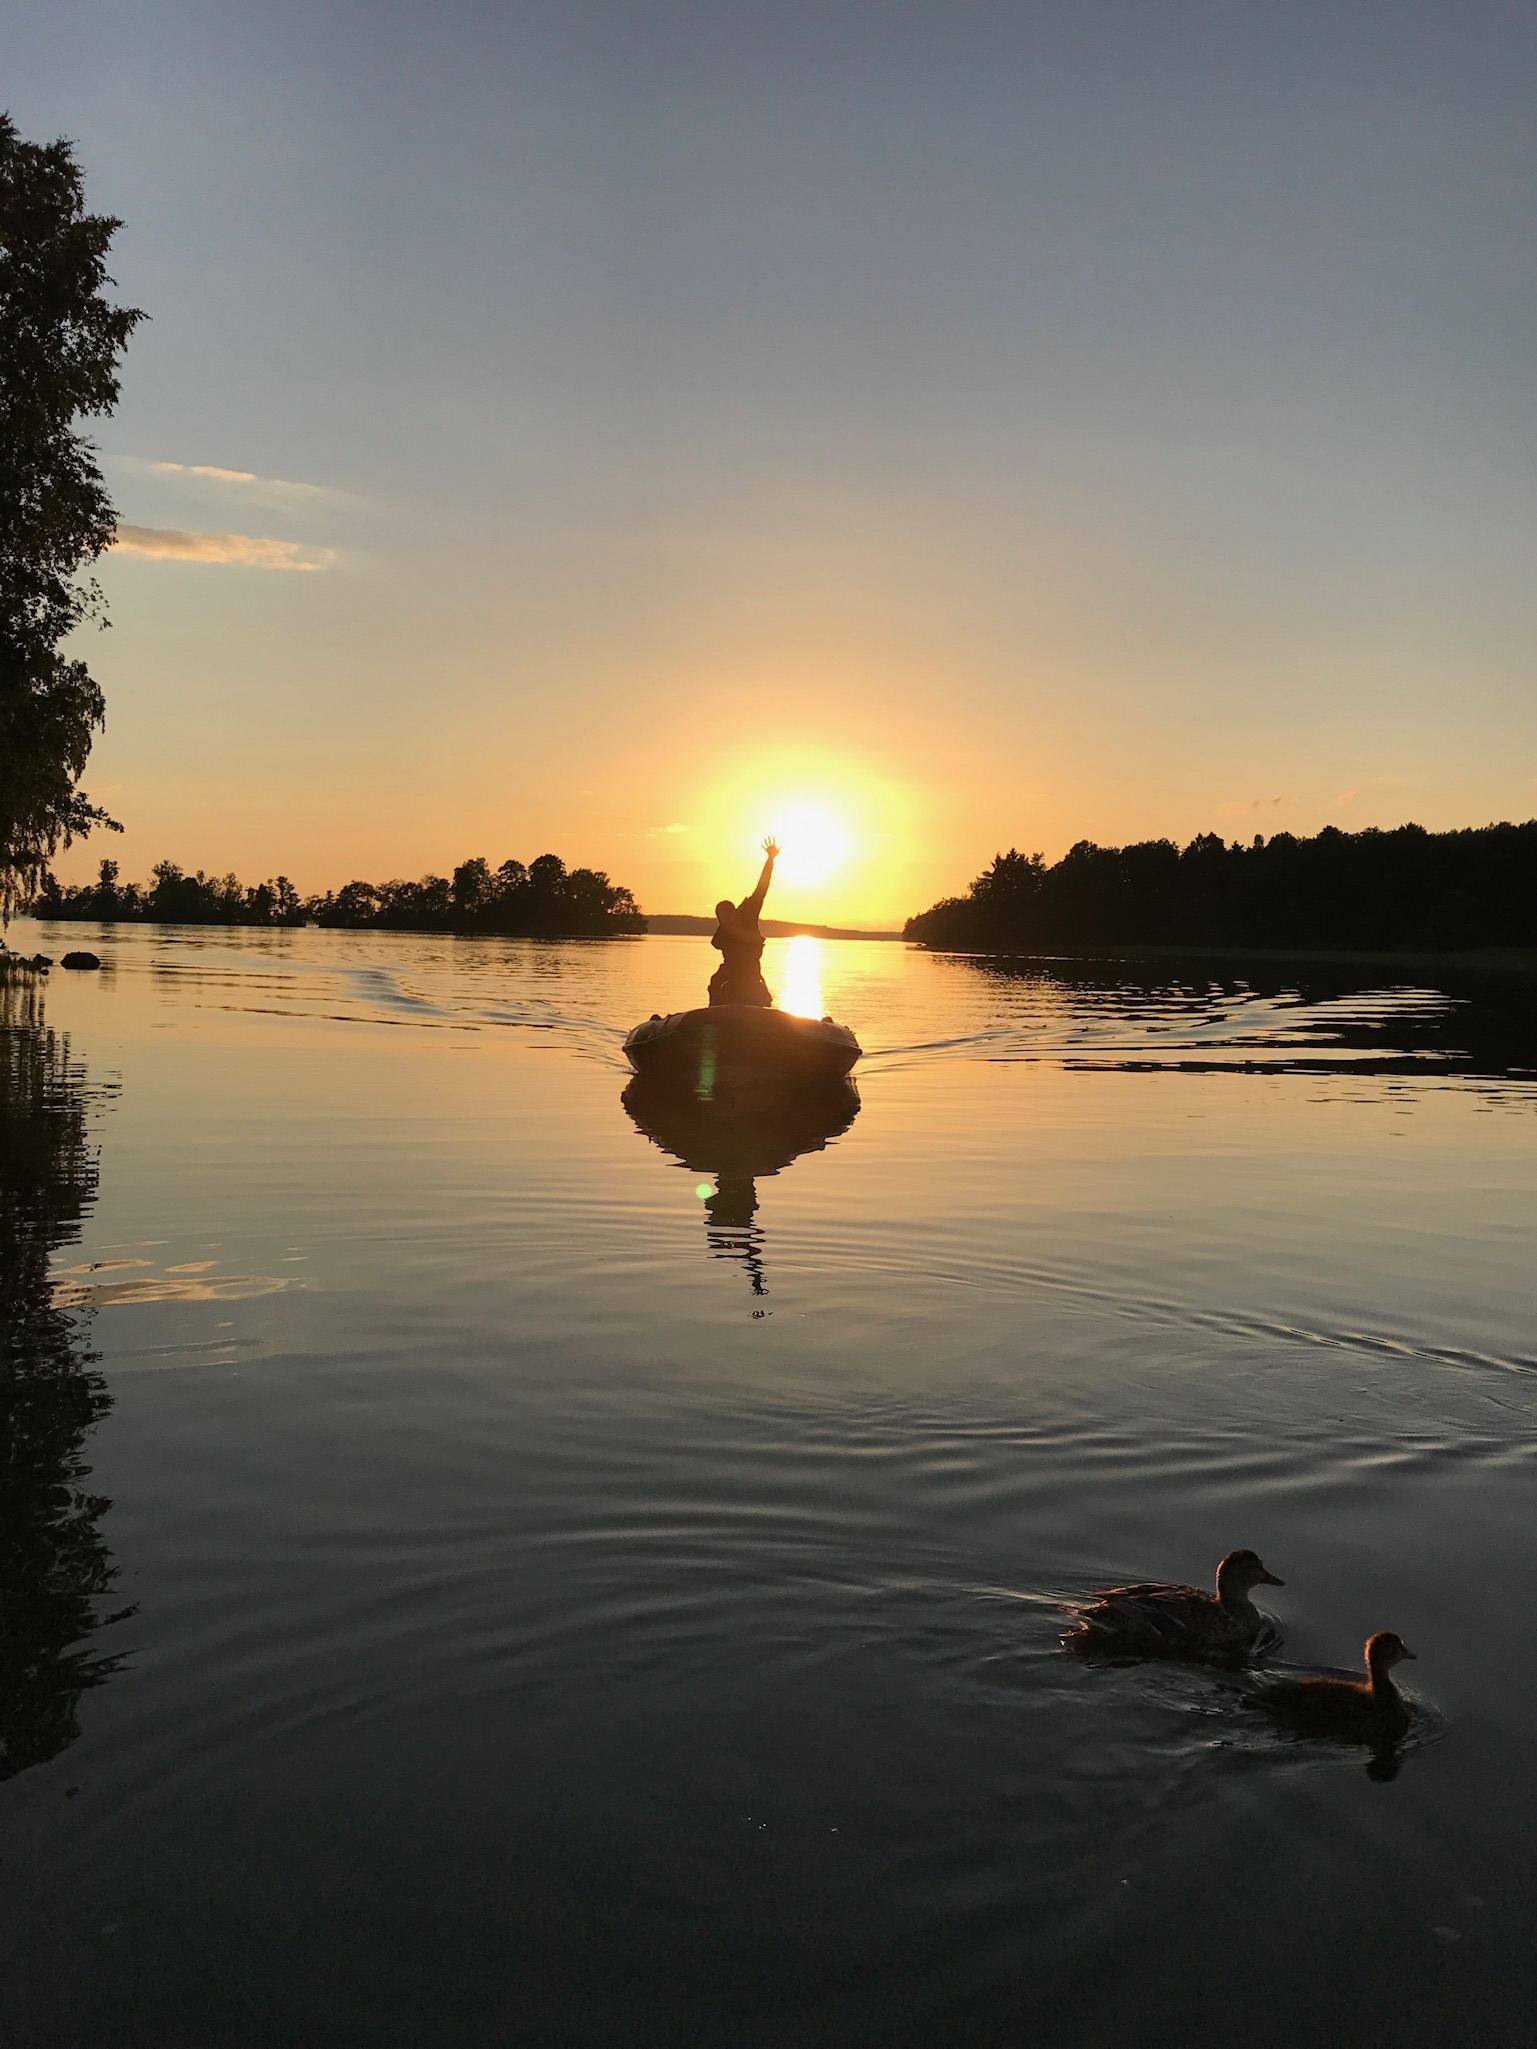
left=762, top=837, right=780, bottom=859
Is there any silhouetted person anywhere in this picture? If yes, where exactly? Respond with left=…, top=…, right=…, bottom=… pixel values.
left=708, top=838, right=778, bottom=1006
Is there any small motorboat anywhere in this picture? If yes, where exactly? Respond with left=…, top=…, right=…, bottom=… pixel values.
left=622, top=1004, right=861, bottom=1098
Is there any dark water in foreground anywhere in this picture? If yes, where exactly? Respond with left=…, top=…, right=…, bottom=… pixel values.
left=3, top=922, right=1535, bottom=2047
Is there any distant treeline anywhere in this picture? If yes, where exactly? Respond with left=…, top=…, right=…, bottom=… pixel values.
left=30, top=855, right=645, bottom=937
left=905, top=821, right=1537, bottom=955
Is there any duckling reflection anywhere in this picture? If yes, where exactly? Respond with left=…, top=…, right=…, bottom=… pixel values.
left=622, top=1077, right=860, bottom=1298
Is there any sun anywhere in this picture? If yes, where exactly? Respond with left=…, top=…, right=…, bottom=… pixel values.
left=767, top=804, right=851, bottom=887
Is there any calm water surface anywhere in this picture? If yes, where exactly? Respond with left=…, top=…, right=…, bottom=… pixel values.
left=3, top=922, right=1535, bottom=2047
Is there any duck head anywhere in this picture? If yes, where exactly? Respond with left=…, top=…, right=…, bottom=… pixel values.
left=1365, top=1630, right=1416, bottom=1674
left=1215, top=1549, right=1285, bottom=1603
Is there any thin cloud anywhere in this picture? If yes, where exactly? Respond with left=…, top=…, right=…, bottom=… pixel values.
left=113, top=524, right=335, bottom=571
left=645, top=822, right=693, bottom=837
left=128, top=456, right=337, bottom=501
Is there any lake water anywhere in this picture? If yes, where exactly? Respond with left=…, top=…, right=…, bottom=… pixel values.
left=3, top=920, right=1535, bottom=2047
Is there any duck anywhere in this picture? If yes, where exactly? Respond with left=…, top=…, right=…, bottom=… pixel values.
left=1064, top=1548, right=1284, bottom=1661
left=1250, top=1631, right=1416, bottom=1745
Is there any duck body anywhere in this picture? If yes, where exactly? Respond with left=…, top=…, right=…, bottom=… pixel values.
left=1252, top=1632, right=1415, bottom=1746
left=1065, top=1549, right=1284, bottom=1663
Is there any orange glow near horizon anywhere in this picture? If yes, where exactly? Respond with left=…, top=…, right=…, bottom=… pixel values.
left=687, top=747, right=922, bottom=929
left=49, top=667, right=1517, bottom=938
left=43, top=738, right=932, bottom=931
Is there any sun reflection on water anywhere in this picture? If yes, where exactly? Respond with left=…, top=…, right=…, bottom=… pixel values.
left=777, top=935, right=824, bottom=1020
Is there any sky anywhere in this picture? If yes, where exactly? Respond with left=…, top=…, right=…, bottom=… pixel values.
left=10, top=0, right=1537, bottom=927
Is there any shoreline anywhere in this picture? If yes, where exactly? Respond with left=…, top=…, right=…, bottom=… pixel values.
left=907, top=939, right=1537, bottom=981
left=11, top=919, right=1534, bottom=982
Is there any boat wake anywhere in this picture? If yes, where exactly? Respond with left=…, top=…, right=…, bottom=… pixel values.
left=65, top=928, right=1532, bottom=1093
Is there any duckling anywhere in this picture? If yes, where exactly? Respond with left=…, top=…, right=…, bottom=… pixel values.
left=1251, top=1631, right=1416, bottom=1745
left=1064, top=1548, right=1284, bottom=1661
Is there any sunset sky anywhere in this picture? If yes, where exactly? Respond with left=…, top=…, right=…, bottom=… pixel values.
left=12, top=0, right=1536, bottom=927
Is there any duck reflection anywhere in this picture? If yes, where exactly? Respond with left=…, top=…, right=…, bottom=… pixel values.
left=0, top=972, right=131, bottom=1783
left=622, top=1075, right=860, bottom=1298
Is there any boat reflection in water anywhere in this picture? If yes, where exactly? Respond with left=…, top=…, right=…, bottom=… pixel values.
left=622, top=1074, right=860, bottom=1299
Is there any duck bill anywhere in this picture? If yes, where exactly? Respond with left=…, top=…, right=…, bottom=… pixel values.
left=1260, top=1571, right=1285, bottom=1587
left=1399, top=1647, right=1417, bottom=1660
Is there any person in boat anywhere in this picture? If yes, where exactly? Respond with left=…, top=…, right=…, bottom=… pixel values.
left=708, top=838, right=778, bottom=1007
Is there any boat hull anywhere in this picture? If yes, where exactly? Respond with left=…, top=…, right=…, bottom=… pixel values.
left=622, top=1005, right=861, bottom=1098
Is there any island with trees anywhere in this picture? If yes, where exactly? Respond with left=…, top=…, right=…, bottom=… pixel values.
left=905, top=820, right=1537, bottom=958
left=29, top=854, right=646, bottom=938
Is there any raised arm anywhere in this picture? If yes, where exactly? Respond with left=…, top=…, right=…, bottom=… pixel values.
left=741, top=837, right=779, bottom=920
